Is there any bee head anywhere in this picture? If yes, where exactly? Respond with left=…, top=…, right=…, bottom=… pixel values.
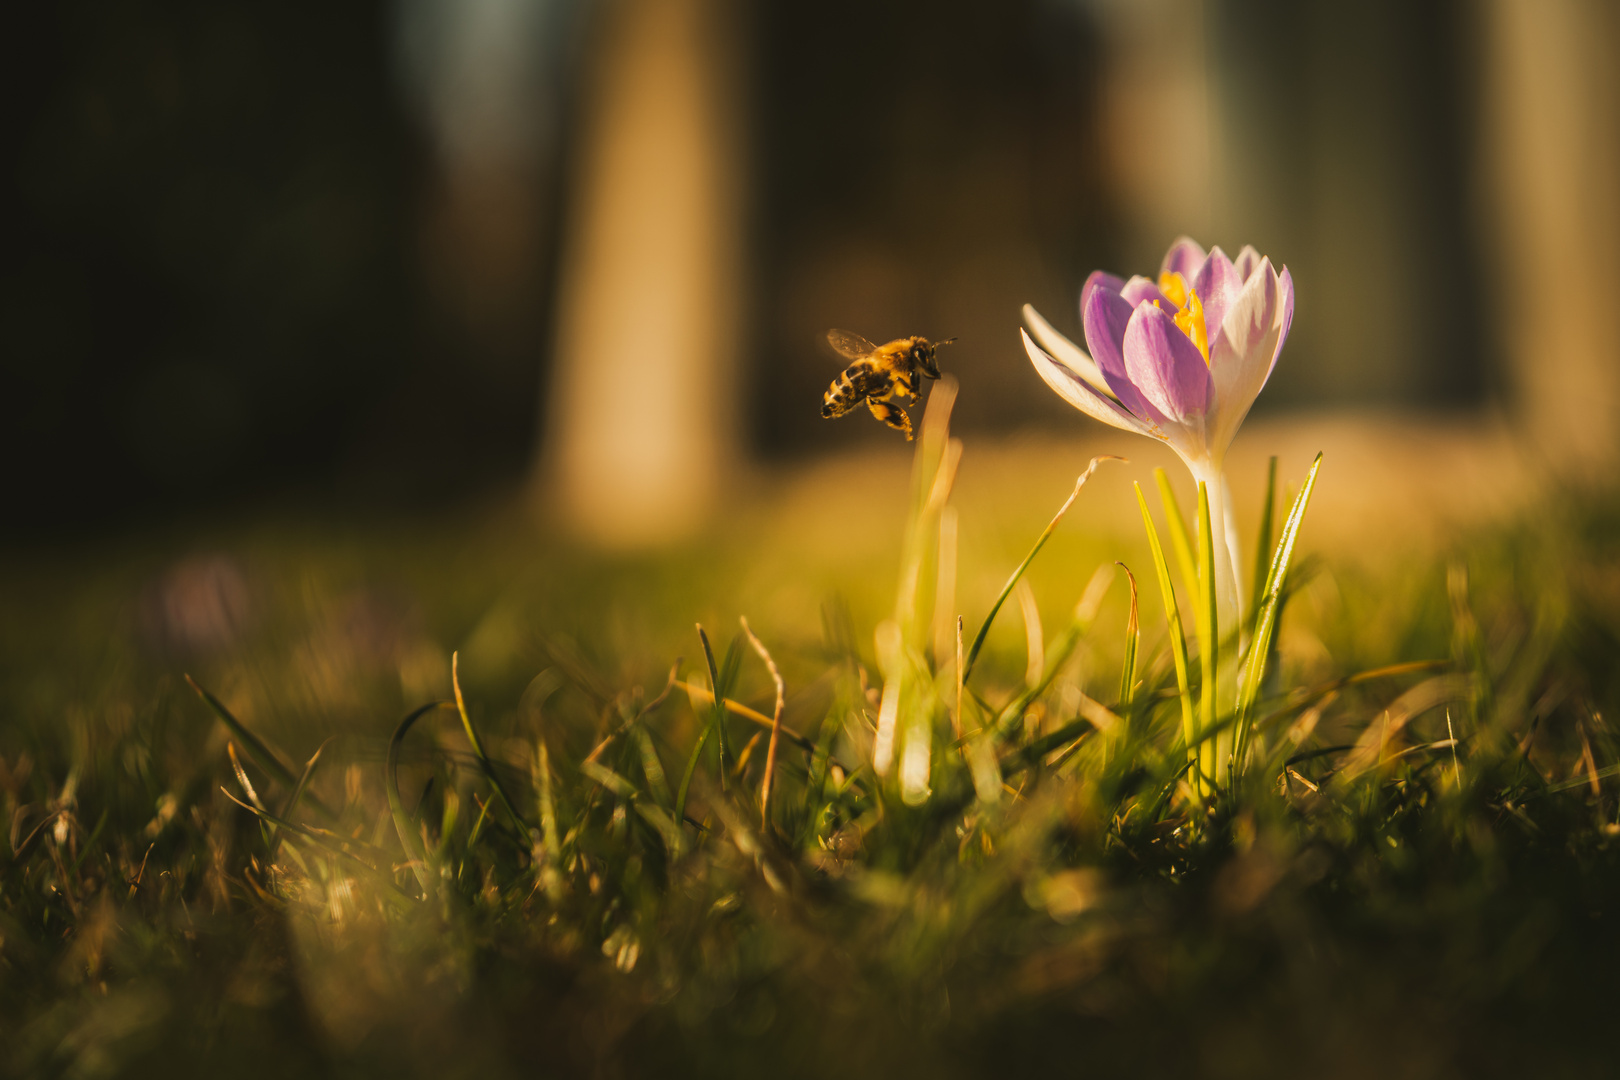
left=915, top=337, right=954, bottom=379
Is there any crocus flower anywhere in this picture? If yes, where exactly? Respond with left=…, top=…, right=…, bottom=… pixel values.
left=1022, top=237, right=1293, bottom=628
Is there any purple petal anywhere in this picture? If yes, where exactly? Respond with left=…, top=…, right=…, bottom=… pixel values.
left=1123, top=302, right=1212, bottom=425
left=1159, top=236, right=1206, bottom=280
left=1083, top=283, right=1166, bottom=425
left=1191, top=247, right=1243, bottom=344
left=1022, top=330, right=1152, bottom=437
left=1079, top=270, right=1126, bottom=320
left=1119, top=275, right=1173, bottom=310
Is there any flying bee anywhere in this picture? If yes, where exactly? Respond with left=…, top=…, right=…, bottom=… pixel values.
left=820, top=330, right=954, bottom=440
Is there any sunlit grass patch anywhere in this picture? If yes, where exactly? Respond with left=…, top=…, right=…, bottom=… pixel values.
left=2, top=408, right=1619, bottom=1077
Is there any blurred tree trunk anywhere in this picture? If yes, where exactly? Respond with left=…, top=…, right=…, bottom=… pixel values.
left=542, top=0, right=745, bottom=546
left=1480, top=0, right=1620, bottom=471
left=1093, top=0, right=1216, bottom=269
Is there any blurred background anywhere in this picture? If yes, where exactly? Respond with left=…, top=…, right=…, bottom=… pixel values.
left=3, top=0, right=1618, bottom=546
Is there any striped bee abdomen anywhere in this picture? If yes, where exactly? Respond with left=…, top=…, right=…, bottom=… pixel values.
left=822, top=361, right=888, bottom=418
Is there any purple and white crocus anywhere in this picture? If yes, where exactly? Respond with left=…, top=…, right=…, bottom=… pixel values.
left=1022, top=237, right=1294, bottom=633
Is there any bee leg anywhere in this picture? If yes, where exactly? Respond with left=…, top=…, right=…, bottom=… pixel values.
left=866, top=398, right=914, bottom=440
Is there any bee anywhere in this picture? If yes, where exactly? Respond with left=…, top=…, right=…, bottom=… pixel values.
left=820, top=330, right=954, bottom=440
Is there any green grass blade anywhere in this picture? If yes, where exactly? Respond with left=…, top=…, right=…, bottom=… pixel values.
left=221, top=787, right=413, bottom=906
left=696, top=625, right=730, bottom=790
left=186, top=675, right=339, bottom=821
left=451, top=652, right=528, bottom=833
left=1249, top=456, right=1278, bottom=625
left=1135, top=483, right=1195, bottom=760
left=1196, top=480, right=1218, bottom=792
left=1236, top=452, right=1324, bottom=770
left=1153, top=468, right=1198, bottom=601
left=634, top=727, right=673, bottom=809
left=387, top=701, right=449, bottom=895
left=534, top=740, right=563, bottom=888
left=279, top=740, right=327, bottom=821
left=271, top=740, right=329, bottom=859
left=1117, top=561, right=1139, bottom=712
left=674, top=725, right=710, bottom=826
left=962, top=455, right=1122, bottom=684
left=581, top=760, right=642, bottom=800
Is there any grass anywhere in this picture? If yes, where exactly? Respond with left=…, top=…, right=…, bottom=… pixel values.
left=3, top=404, right=1620, bottom=1079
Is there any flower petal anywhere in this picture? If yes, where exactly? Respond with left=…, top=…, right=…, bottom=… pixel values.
left=1208, top=258, right=1282, bottom=455
left=1232, top=245, right=1262, bottom=283
left=1277, top=265, right=1295, bottom=357
left=1079, top=270, right=1126, bottom=319
left=1191, top=247, right=1243, bottom=343
left=1021, top=303, right=1110, bottom=395
left=1160, top=236, right=1206, bottom=280
left=1123, top=301, right=1212, bottom=426
left=1022, top=330, right=1152, bottom=437
left=1119, top=275, right=1173, bottom=310
left=1083, top=282, right=1167, bottom=424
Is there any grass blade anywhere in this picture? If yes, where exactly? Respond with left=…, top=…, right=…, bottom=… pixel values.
left=991, top=576, right=1110, bottom=740
left=962, top=455, right=1122, bottom=684
left=634, top=728, right=673, bottom=809
left=697, top=625, right=729, bottom=791
left=1196, top=480, right=1218, bottom=792
left=1153, top=468, right=1198, bottom=601
left=740, top=617, right=787, bottom=830
left=220, top=788, right=413, bottom=906
left=1236, top=452, right=1323, bottom=770
left=677, top=626, right=742, bottom=825
left=676, top=682, right=815, bottom=752
left=186, top=675, right=336, bottom=820
left=1135, top=483, right=1196, bottom=762
left=272, top=741, right=329, bottom=859
left=452, top=652, right=528, bottom=833
left=387, top=701, right=450, bottom=895
left=1249, top=456, right=1278, bottom=625
left=1117, top=562, right=1139, bottom=712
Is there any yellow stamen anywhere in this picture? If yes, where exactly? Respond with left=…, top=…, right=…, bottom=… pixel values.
left=1158, top=271, right=1189, bottom=310
left=1173, top=288, right=1210, bottom=366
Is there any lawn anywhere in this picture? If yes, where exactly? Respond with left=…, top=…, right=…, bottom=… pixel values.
left=2, top=408, right=1617, bottom=1079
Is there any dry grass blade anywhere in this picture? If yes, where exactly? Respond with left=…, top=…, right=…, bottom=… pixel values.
left=679, top=682, right=816, bottom=753
left=740, top=616, right=787, bottom=830
left=586, top=663, right=680, bottom=764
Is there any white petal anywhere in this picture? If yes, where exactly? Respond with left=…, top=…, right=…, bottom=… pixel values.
left=1208, top=259, right=1282, bottom=455
left=1022, top=329, right=1152, bottom=437
left=1021, top=303, right=1111, bottom=395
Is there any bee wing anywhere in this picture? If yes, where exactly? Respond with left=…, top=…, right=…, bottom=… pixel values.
left=826, top=329, right=880, bottom=360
